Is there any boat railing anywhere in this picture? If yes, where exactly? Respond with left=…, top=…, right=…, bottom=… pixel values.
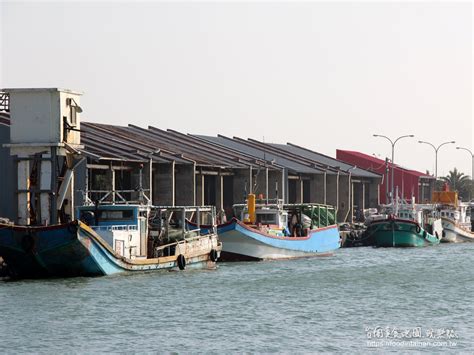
left=151, top=206, right=217, bottom=239
left=154, top=232, right=213, bottom=252
left=91, top=225, right=138, bottom=232
left=79, top=189, right=151, bottom=205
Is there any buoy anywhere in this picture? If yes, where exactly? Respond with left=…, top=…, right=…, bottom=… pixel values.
left=210, top=249, right=218, bottom=262
left=177, top=254, right=186, bottom=270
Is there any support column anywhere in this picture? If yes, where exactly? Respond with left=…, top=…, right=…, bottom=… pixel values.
left=149, top=159, right=153, bottom=205
left=362, top=182, right=366, bottom=210
left=324, top=171, right=327, bottom=204
left=111, top=165, right=116, bottom=204
left=265, top=168, right=269, bottom=202
left=17, top=158, right=30, bottom=225
left=193, top=163, right=196, bottom=206
left=295, top=177, right=303, bottom=203
left=171, top=161, right=176, bottom=206
left=350, top=181, right=354, bottom=222
left=219, top=173, right=224, bottom=211
left=201, top=174, right=205, bottom=206
left=299, top=178, right=303, bottom=203
left=249, top=166, right=253, bottom=194
left=40, top=156, right=52, bottom=225
left=282, top=168, right=287, bottom=203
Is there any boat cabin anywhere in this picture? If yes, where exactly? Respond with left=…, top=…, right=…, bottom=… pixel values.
left=440, top=204, right=471, bottom=228
left=77, top=204, right=148, bottom=259
left=234, top=199, right=336, bottom=237
left=77, top=204, right=217, bottom=259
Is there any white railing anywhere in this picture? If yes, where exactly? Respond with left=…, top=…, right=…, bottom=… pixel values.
left=91, top=225, right=138, bottom=232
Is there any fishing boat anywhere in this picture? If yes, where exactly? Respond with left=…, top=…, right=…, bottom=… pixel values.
left=431, top=187, right=474, bottom=243
left=439, top=204, right=474, bottom=243
left=366, top=200, right=442, bottom=247
left=0, top=204, right=221, bottom=279
left=190, top=194, right=340, bottom=261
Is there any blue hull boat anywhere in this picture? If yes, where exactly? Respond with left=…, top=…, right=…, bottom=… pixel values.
left=0, top=206, right=221, bottom=279
left=188, top=200, right=341, bottom=261
left=217, top=218, right=340, bottom=261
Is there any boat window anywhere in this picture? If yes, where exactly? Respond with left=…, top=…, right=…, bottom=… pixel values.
left=100, top=210, right=134, bottom=221
left=256, top=213, right=277, bottom=225
left=79, top=209, right=134, bottom=222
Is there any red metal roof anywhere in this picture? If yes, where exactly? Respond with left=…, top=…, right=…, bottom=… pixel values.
left=337, top=150, right=433, bottom=178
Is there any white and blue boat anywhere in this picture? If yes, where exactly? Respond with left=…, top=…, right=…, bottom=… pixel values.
left=191, top=196, right=341, bottom=261
left=0, top=205, right=221, bottom=279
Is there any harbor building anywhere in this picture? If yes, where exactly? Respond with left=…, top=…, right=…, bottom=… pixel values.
left=0, top=88, right=382, bottom=225
left=336, top=150, right=435, bottom=204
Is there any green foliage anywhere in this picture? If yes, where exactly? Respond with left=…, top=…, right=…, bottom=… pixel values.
left=439, top=168, right=473, bottom=201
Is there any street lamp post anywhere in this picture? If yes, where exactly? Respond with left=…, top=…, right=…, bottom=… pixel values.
left=418, top=140, right=455, bottom=181
left=456, top=146, right=474, bottom=201
left=373, top=134, right=414, bottom=205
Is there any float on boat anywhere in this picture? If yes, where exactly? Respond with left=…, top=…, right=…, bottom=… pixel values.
left=193, top=194, right=341, bottom=261
left=0, top=204, right=221, bottom=279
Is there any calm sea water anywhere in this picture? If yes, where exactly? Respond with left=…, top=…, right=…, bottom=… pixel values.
left=1, top=243, right=473, bottom=353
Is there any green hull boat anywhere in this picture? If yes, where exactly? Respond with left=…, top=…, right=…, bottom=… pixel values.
left=368, top=218, right=440, bottom=247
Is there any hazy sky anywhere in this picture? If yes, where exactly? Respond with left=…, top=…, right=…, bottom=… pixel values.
left=1, top=1, right=472, bottom=177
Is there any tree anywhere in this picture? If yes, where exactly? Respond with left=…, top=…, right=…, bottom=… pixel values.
left=440, top=168, right=473, bottom=201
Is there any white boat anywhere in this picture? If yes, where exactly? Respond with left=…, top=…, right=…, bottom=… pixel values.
left=211, top=196, right=341, bottom=261
left=440, top=203, right=474, bottom=243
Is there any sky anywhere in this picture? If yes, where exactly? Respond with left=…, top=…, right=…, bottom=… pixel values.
left=1, top=1, right=472, bottom=177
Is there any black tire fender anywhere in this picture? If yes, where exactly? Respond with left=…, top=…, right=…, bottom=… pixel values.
left=415, top=224, right=421, bottom=234
left=177, top=254, right=186, bottom=270
left=210, top=249, right=218, bottom=262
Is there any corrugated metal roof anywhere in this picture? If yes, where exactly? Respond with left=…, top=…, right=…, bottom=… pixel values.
left=337, top=149, right=432, bottom=178
left=194, top=135, right=328, bottom=175
left=164, top=128, right=278, bottom=170
left=273, top=143, right=381, bottom=178
left=81, top=122, right=262, bottom=169
left=81, top=123, right=174, bottom=163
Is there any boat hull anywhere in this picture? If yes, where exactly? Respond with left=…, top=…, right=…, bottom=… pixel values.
left=441, top=218, right=474, bottom=243
left=217, top=219, right=340, bottom=261
left=0, top=221, right=221, bottom=279
left=368, top=218, right=440, bottom=247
